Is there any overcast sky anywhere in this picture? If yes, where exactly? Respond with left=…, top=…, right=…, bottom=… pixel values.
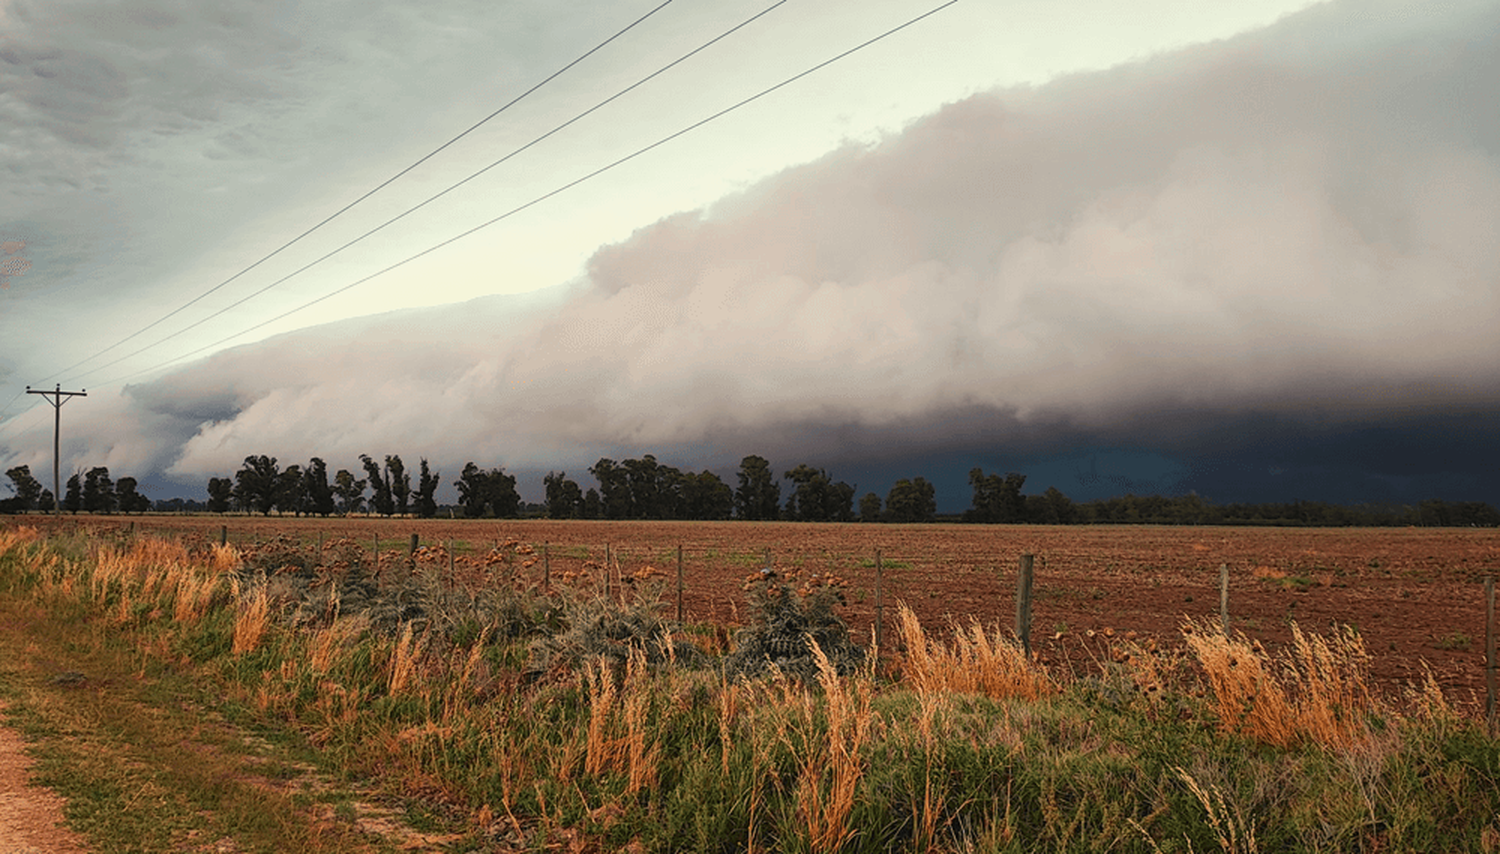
left=2, top=0, right=1497, bottom=511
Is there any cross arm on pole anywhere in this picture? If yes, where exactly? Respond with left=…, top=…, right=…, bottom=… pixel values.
left=25, top=384, right=86, bottom=515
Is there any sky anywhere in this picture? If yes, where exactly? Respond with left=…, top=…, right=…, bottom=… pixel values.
left=2, top=0, right=1498, bottom=513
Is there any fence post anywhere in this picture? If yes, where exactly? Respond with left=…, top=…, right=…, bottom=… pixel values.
left=875, top=549, right=885, bottom=654
left=220, top=525, right=227, bottom=547
left=1016, top=553, right=1035, bottom=655
left=409, top=533, right=419, bottom=556
left=677, top=544, right=684, bottom=623
left=1487, top=575, right=1496, bottom=732
left=1220, top=563, right=1230, bottom=634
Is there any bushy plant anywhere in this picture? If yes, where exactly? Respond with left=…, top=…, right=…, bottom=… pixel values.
left=723, top=567, right=864, bottom=681
left=525, top=581, right=704, bottom=682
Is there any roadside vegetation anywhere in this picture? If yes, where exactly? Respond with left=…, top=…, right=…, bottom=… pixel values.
left=1, top=523, right=1497, bottom=853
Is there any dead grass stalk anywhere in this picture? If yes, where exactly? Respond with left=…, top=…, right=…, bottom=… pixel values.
left=1184, top=621, right=1373, bottom=749
left=896, top=602, right=1053, bottom=701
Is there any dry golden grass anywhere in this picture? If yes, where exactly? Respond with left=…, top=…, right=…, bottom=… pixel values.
left=231, top=575, right=271, bottom=655
left=581, top=648, right=661, bottom=795
left=584, top=656, right=618, bottom=778
left=0, top=524, right=40, bottom=552
left=309, top=615, right=369, bottom=674
left=387, top=621, right=425, bottom=695
left=796, top=641, right=872, bottom=853
left=912, top=691, right=947, bottom=853
left=1184, top=620, right=1374, bottom=749
left=896, top=602, right=1054, bottom=701
left=622, top=651, right=660, bottom=796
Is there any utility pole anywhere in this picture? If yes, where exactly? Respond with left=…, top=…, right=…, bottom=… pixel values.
left=26, top=384, right=86, bottom=515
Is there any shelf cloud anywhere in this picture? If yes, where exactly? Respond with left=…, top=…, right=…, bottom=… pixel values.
left=4, top=0, right=1498, bottom=507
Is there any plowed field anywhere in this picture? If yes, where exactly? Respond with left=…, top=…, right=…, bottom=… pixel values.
left=15, top=515, right=1500, bottom=705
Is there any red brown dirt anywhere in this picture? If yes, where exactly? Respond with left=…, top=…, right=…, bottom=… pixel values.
left=14, top=515, right=1500, bottom=708
left=0, top=701, right=90, bottom=854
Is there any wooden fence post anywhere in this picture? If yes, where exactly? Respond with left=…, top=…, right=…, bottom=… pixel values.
left=1486, top=575, right=1496, bottom=732
left=875, top=549, right=885, bottom=654
left=1016, top=553, right=1035, bottom=655
left=409, top=533, right=419, bottom=556
left=220, top=525, right=227, bottom=547
left=676, top=544, right=684, bottom=623
left=1220, top=563, right=1230, bottom=634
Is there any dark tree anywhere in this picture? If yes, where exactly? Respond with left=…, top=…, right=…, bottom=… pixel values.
left=206, top=477, right=233, bottom=514
left=1029, top=486, right=1076, bottom=524
left=582, top=487, right=602, bottom=519
left=64, top=473, right=82, bottom=514
left=114, top=476, right=150, bottom=514
left=828, top=480, right=857, bottom=522
left=4, top=465, right=43, bottom=511
left=361, top=454, right=393, bottom=516
left=886, top=477, right=937, bottom=523
left=859, top=492, right=882, bottom=522
left=386, top=455, right=410, bottom=516
left=455, top=463, right=521, bottom=518
left=485, top=468, right=522, bottom=518
left=82, top=466, right=115, bottom=514
left=455, top=463, right=487, bottom=518
left=734, top=455, right=780, bottom=521
left=680, top=470, right=733, bottom=520
left=966, top=469, right=1027, bottom=523
left=332, top=469, right=367, bottom=516
left=414, top=459, right=440, bottom=519
left=277, top=464, right=306, bottom=515
left=544, top=471, right=584, bottom=519
left=303, top=458, right=337, bottom=517
left=235, top=456, right=280, bottom=516
left=625, top=455, right=679, bottom=519
left=783, top=464, right=853, bottom=522
left=455, top=463, right=488, bottom=518
left=589, top=458, right=632, bottom=520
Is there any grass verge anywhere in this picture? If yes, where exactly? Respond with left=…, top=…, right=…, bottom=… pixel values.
left=1, top=524, right=1497, bottom=853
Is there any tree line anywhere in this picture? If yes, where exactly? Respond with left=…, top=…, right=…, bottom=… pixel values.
left=3, top=456, right=1497, bottom=527
left=0, top=464, right=150, bottom=515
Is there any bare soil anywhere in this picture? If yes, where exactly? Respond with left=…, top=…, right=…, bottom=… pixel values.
left=0, top=701, right=90, bottom=854
left=14, top=515, right=1500, bottom=706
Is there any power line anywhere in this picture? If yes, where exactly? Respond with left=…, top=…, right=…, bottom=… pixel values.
left=87, top=0, right=962, bottom=392
left=37, top=0, right=678, bottom=386
left=61, top=0, right=792, bottom=386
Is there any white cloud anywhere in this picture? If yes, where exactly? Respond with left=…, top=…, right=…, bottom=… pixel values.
left=3, top=0, right=1497, bottom=501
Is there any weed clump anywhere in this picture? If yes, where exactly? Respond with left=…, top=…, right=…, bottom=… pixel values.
left=525, top=583, right=704, bottom=682
left=723, top=567, right=864, bottom=681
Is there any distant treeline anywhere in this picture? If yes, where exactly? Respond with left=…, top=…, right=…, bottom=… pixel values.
left=3, top=456, right=1497, bottom=527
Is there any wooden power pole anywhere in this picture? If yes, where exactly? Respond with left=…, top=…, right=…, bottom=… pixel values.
left=26, top=384, right=86, bottom=515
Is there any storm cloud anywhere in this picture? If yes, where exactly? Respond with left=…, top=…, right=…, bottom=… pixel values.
left=3, top=0, right=1498, bottom=507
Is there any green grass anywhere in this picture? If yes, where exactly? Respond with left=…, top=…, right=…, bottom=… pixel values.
left=2, top=526, right=1499, bottom=853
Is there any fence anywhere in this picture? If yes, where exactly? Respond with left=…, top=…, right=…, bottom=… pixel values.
left=10, top=515, right=1499, bottom=725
